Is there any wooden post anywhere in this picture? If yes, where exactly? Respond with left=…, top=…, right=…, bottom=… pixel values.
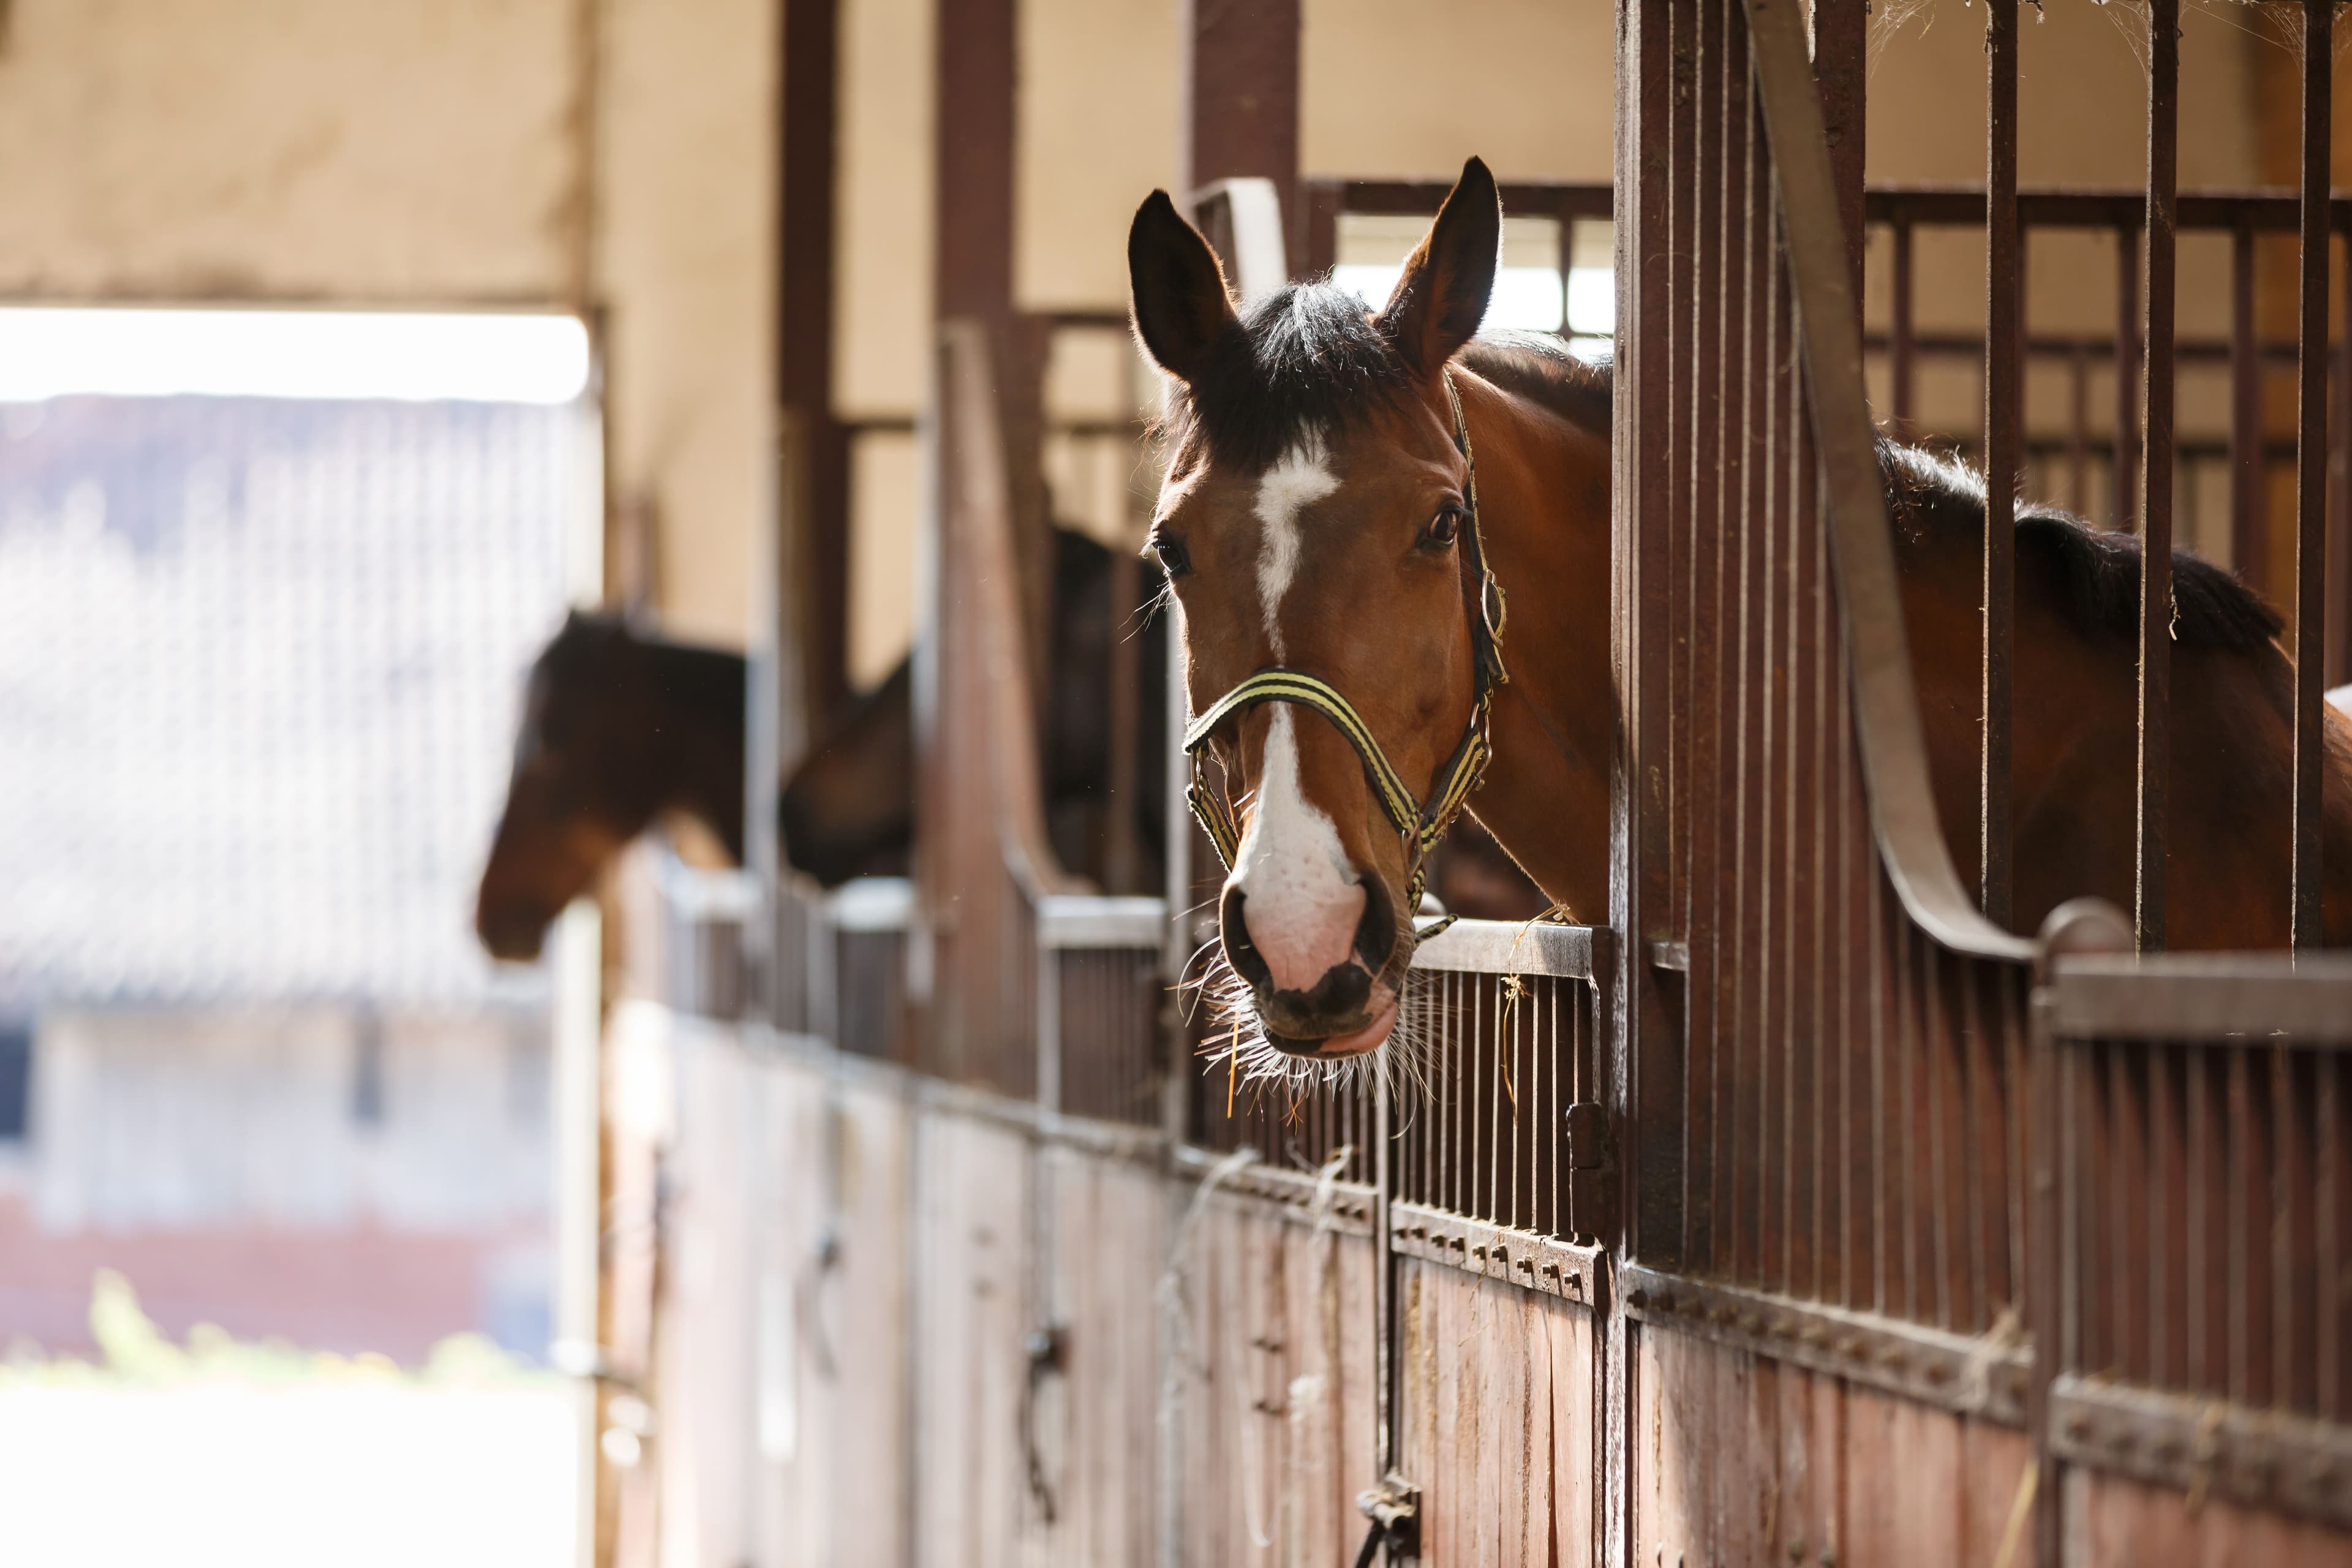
left=1180, top=0, right=1303, bottom=274
left=778, top=0, right=849, bottom=728
left=933, top=0, right=1049, bottom=704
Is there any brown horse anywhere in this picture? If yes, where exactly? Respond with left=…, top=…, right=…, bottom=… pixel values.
left=1128, top=156, right=2352, bottom=1065
left=476, top=528, right=1178, bottom=960
left=475, top=613, right=747, bottom=960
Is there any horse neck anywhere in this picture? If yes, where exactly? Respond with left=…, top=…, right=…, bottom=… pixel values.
left=639, top=640, right=748, bottom=859
left=1451, top=369, right=1616, bottom=920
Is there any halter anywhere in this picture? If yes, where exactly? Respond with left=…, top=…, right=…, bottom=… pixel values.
left=1182, top=371, right=1509, bottom=940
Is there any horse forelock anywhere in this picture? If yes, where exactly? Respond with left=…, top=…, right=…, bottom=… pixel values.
left=1156, top=282, right=1415, bottom=475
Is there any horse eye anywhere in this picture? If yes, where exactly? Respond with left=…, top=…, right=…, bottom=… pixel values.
left=1421, top=505, right=1464, bottom=550
left=1152, top=536, right=1193, bottom=579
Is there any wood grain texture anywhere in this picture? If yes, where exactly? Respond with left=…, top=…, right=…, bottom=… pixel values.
left=2068, top=1467, right=2352, bottom=1567
left=1166, top=1189, right=1376, bottom=1566
left=1038, top=1146, right=1164, bottom=1567
left=834, top=1079, right=914, bottom=1568
left=1397, top=1258, right=1598, bottom=1566
left=910, top=1113, right=1033, bottom=1568
left=1635, top=1325, right=2032, bottom=1567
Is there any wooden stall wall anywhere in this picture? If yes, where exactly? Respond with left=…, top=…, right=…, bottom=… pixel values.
left=910, top=1110, right=1037, bottom=1567
left=1396, top=1262, right=1599, bottom=1566
left=1633, top=1333, right=2031, bottom=1567
left=1164, top=1174, right=1382, bottom=1567
left=1033, top=1142, right=1166, bottom=1566
left=1610, top=0, right=2050, bottom=1558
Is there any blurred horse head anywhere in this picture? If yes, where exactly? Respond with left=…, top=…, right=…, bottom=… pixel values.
left=475, top=613, right=745, bottom=960
left=477, top=528, right=1171, bottom=961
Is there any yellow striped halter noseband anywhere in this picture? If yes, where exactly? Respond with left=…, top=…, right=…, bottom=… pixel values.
left=1181, top=372, right=1509, bottom=941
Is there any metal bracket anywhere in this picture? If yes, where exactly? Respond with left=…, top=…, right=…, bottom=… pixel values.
left=1021, top=1322, right=1066, bottom=1525
left=1353, top=1476, right=1421, bottom=1565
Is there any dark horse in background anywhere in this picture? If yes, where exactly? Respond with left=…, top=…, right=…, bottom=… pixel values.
left=475, top=527, right=1170, bottom=961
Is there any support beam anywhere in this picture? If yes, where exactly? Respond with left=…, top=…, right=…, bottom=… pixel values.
left=1181, top=0, right=1302, bottom=273
left=935, top=0, right=1018, bottom=323
left=778, top=0, right=849, bottom=725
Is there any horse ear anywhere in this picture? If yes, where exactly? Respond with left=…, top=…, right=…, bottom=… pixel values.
left=1377, top=157, right=1501, bottom=375
left=1128, top=190, right=1238, bottom=383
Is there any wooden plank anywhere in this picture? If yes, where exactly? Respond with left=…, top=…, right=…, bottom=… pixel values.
left=1548, top=1291, right=1598, bottom=1567
left=1392, top=1260, right=1599, bottom=1568
left=1960, top=1419, right=2032, bottom=1567
left=910, top=1113, right=1032, bottom=1568
left=1635, top=1324, right=1710, bottom=1565
left=2072, top=1466, right=2352, bottom=1567
left=661, top=1033, right=761, bottom=1568
left=1042, top=1146, right=1163, bottom=1567
left=835, top=1079, right=913, bottom=1568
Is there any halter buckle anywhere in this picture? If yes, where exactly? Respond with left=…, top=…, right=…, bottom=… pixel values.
left=1480, top=570, right=1507, bottom=642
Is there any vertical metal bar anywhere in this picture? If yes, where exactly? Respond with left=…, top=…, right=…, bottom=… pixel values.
left=2293, top=0, right=2331, bottom=951
left=779, top=0, right=850, bottom=722
left=1982, top=0, right=2019, bottom=930
left=2189, top=1047, right=2222, bottom=1393
left=2231, top=224, right=2263, bottom=590
left=1619, top=0, right=1684, bottom=1279
left=2115, top=229, right=2142, bottom=532
left=2277, top=1046, right=2314, bottom=1412
left=2070, top=344, right=2092, bottom=516
left=1182, top=0, right=1302, bottom=273
left=2027, top=989, right=2064, bottom=1568
left=2324, top=1054, right=2347, bottom=1419
left=2335, top=238, right=2352, bottom=688
left=2150, top=1044, right=2184, bottom=1390
left=2230, top=1044, right=2269, bottom=1407
left=2135, top=0, right=2179, bottom=952
left=1891, top=221, right=1917, bottom=427
left=1811, top=0, right=1867, bottom=305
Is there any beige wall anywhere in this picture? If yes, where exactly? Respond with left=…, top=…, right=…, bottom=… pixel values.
left=1303, top=0, right=1615, bottom=182
left=0, top=0, right=584, bottom=302
left=597, top=0, right=778, bottom=647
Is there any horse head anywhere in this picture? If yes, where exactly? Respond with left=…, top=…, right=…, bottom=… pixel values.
left=477, top=612, right=743, bottom=960
left=1129, top=157, right=1504, bottom=1063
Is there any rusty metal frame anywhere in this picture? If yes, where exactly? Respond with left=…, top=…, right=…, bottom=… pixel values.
left=2051, top=1375, right=2352, bottom=1533
left=1743, top=0, right=2032, bottom=964
left=1621, top=1263, right=2032, bottom=1427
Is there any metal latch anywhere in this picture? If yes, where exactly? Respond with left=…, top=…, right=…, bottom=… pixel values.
left=1564, top=1102, right=1609, bottom=1169
left=1353, top=1476, right=1420, bottom=1565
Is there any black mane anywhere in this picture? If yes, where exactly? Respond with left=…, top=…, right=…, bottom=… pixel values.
left=1877, top=441, right=2284, bottom=652
left=1158, top=284, right=1614, bottom=470
left=1159, top=282, right=1415, bottom=470
left=1157, top=292, right=2275, bottom=655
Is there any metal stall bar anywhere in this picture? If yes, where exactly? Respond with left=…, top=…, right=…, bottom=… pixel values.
left=1891, top=219, right=1916, bottom=426
left=2233, top=222, right=2263, bottom=592
left=1981, top=0, right=2019, bottom=929
left=2135, top=0, right=2179, bottom=952
left=2116, top=225, right=2141, bottom=533
left=2294, top=0, right=2332, bottom=951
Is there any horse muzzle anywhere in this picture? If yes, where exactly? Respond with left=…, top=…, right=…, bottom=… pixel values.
left=1219, top=874, right=1404, bottom=1057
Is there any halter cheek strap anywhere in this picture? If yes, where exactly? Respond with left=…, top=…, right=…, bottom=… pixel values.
left=1182, top=370, right=1509, bottom=941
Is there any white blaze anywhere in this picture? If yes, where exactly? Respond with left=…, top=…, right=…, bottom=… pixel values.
left=1252, top=439, right=1338, bottom=658
left=1231, top=706, right=1363, bottom=992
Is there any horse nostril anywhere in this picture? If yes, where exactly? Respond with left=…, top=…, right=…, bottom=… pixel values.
left=1354, top=874, right=1396, bottom=970
left=1218, top=886, right=1275, bottom=993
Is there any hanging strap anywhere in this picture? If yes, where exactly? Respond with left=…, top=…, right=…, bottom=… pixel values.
left=1183, top=370, right=1507, bottom=940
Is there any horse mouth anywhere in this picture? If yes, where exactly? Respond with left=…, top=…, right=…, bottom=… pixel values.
left=1264, top=995, right=1399, bottom=1060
